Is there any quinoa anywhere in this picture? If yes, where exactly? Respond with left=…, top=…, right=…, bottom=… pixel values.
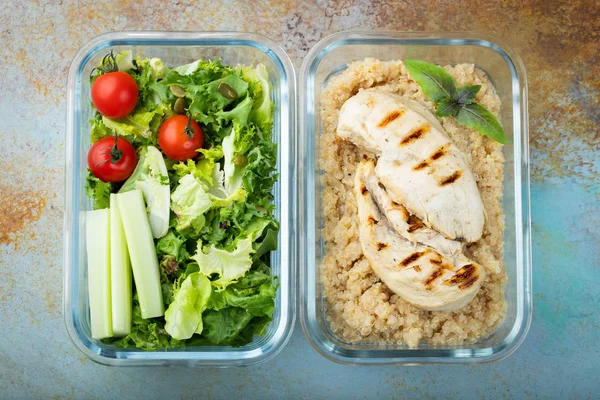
left=319, top=59, right=507, bottom=347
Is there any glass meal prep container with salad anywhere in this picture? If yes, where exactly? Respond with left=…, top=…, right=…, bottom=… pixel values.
left=64, top=31, right=296, bottom=367
left=299, top=31, right=532, bottom=365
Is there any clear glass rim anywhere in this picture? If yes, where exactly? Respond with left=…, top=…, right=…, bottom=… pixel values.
left=63, top=30, right=297, bottom=367
left=298, top=30, right=532, bottom=365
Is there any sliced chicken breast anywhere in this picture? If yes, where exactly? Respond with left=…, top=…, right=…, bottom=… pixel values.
left=359, top=159, right=463, bottom=257
left=355, top=160, right=485, bottom=312
left=338, top=91, right=485, bottom=242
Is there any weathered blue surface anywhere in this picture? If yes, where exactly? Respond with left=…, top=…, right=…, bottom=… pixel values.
left=0, top=1, right=598, bottom=399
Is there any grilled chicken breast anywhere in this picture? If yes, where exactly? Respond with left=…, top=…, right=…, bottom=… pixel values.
left=360, top=159, right=463, bottom=257
left=338, top=91, right=485, bottom=242
left=355, top=160, right=485, bottom=311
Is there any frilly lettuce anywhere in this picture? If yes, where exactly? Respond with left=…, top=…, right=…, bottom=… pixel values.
left=192, top=237, right=254, bottom=290
left=173, top=146, right=224, bottom=186
left=115, top=50, right=135, bottom=72
left=222, top=127, right=244, bottom=194
left=164, top=272, right=212, bottom=340
left=238, top=63, right=273, bottom=135
left=170, top=174, right=212, bottom=232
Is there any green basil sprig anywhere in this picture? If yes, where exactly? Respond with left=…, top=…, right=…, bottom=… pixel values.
left=404, top=59, right=507, bottom=144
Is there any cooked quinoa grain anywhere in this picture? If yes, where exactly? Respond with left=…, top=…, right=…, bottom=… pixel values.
left=319, top=59, right=507, bottom=347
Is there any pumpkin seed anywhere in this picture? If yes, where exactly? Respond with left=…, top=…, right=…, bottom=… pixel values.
left=174, top=97, right=186, bottom=114
left=218, top=82, right=238, bottom=100
left=170, top=85, right=186, bottom=98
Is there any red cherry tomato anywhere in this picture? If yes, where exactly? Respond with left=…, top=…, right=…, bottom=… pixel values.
left=158, top=115, right=204, bottom=161
left=91, top=71, right=139, bottom=118
left=88, top=135, right=138, bottom=182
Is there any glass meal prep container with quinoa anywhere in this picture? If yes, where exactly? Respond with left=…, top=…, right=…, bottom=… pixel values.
left=64, top=31, right=296, bottom=367
left=298, top=31, right=532, bottom=365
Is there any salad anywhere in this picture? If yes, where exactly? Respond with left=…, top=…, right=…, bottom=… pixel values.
left=84, top=50, right=279, bottom=349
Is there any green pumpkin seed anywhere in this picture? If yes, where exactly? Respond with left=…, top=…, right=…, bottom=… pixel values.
left=174, top=97, right=186, bottom=115
left=170, top=85, right=186, bottom=98
left=218, top=82, right=238, bottom=100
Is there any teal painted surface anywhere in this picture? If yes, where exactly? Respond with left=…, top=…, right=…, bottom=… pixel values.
left=0, top=1, right=599, bottom=399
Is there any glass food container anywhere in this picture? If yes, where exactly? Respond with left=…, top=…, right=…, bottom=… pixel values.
left=64, top=31, right=296, bottom=366
left=299, top=31, right=531, bottom=365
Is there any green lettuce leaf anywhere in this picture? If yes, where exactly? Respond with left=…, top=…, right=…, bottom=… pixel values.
left=102, top=104, right=169, bottom=140
left=172, top=146, right=223, bottom=186
left=84, top=170, right=113, bottom=210
left=156, top=230, right=190, bottom=263
left=171, top=174, right=212, bottom=232
left=192, top=236, right=255, bottom=290
left=164, top=272, right=212, bottom=340
left=216, top=95, right=253, bottom=127
left=201, top=307, right=253, bottom=345
left=222, top=127, right=245, bottom=194
left=238, top=64, right=273, bottom=135
left=115, top=50, right=135, bottom=72
left=252, top=228, right=278, bottom=261
left=207, top=269, right=277, bottom=317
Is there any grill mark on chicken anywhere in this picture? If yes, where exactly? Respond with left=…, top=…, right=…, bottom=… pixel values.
left=439, top=171, right=462, bottom=186
left=441, top=263, right=455, bottom=271
left=367, top=216, right=378, bottom=226
left=360, top=184, right=368, bottom=195
left=430, top=146, right=447, bottom=160
left=377, top=110, right=404, bottom=128
left=413, top=145, right=449, bottom=171
left=413, top=161, right=429, bottom=171
left=443, top=264, right=478, bottom=289
left=406, top=214, right=423, bottom=233
left=376, top=242, right=389, bottom=251
left=400, top=251, right=425, bottom=266
left=413, top=265, right=421, bottom=272
left=424, top=268, right=444, bottom=289
left=400, top=124, right=430, bottom=146
left=430, top=258, right=442, bottom=265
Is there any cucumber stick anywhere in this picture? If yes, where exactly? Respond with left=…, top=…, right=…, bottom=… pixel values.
left=86, top=209, right=113, bottom=339
left=109, top=194, right=132, bottom=336
left=116, top=190, right=165, bottom=319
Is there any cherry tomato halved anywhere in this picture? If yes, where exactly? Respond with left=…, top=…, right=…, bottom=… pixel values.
left=88, top=135, right=138, bottom=182
left=158, top=115, right=204, bottom=161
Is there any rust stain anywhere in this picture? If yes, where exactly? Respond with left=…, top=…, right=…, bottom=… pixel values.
left=0, top=184, right=47, bottom=245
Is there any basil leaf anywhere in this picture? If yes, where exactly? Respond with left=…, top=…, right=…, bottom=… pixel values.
left=456, top=103, right=507, bottom=144
left=404, top=59, right=458, bottom=102
left=435, top=99, right=461, bottom=117
left=456, top=85, right=481, bottom=105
